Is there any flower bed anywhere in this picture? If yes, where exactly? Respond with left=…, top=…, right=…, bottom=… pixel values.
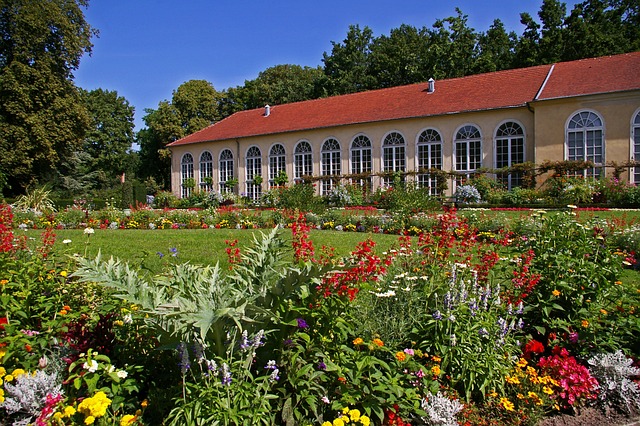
left=1, top=203, right=640, bottom=425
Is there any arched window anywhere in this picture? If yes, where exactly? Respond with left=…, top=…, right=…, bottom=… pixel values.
left=382, top=132, right=406, bottom=185
left=350, top=135, right=372, bottom=189
left=269, top=144, right=286, bottom=187
left=321, top=138, right=341, bottom=195
left=199, top=151, right=214, bottom=191
left=245, top=146, right=262, bottom=201
left=417, top=129, right=443, bottom=195
left=495, top=122, right=525, bottom=189
left=219, top=149, right=234, bottom=193
left=455, top=125, right=482, bottom=184
left=294, top=141, right=313, bottom=182
left=180, top=153, right=194, bottom=198
left=633, top=111, right=640, bottom=183
left=566, top=111, right=604, bottom=177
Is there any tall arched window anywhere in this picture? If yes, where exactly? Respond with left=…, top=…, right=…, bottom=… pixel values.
left=199, top=151, right=214, bottom=191
left=382, top=132, right=406, bottom=185
left=634, top=111, right=640, bottom=183
left=417, top=129, right=443, bottom=195
left=219, top=149, right=234, bottom=193
left=321, top=138, right=341, bottom=195
left=180, top=153, right=194, bottom=198
left=294, top=141, right=313, bottom=182
left=495, top=122, right=525, bottom=189
left=269, top=144, right=286, bottom=187
left=350, top=135, right=372, bottom=189
left=455, top=125, right=482, bottom=184
left=566, top=111, right=604, bottom=177
left=245, top=146, right=262, bottom=201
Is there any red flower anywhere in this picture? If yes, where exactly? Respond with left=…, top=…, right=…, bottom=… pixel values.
left=523, top=339, right=545, bottom=359
left=0, top=316, right=7, bottom=330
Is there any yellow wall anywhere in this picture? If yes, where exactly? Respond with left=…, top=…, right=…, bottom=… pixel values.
left=169, top=90, right=640, bottom=198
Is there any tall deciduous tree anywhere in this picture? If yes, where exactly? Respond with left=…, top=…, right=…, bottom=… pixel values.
left=137, top=80, right=221, bottom=187
left=220, top=64, right=325, bottom=117
left=369, top=24, right=434, bottom=88
left=0, top=0, right=95, bottom=195
left=80, top=88, right=135, bottom=185
left=429, top=8, right=478, bottom=78
left=322, top=25, right=377, bottom=95
left=473, top=19, right=517, bottom=73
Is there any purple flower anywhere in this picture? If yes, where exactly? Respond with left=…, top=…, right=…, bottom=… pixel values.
left=157, top=251, right=164, bottom=258
left=221, top=363, right=232, bottom=385
left=296, top=318, right=309, bottom=329
left=170, top=247, right=178, bottom=257
left=569, top=332, right=579, bottom=343
left=318, top=361, right=327, bottom=371
left=265, top=360, right=277, bottom=370
left=432, top=310, right=442, bottom=320
left=269, top=368, right=280, bottom=382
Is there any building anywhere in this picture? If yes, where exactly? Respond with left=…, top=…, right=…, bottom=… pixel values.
left=167, top=52, right=640, bottom=200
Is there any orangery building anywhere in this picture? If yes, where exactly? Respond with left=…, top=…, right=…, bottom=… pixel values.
left=168, top=52, right=640, bottom=200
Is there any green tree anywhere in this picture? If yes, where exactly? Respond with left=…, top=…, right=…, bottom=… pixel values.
left=429, top=8, right=479, bottom=78
left=473, top=19, right=517, bottom=73
left=322, top=24, right=377, bottom=95
left=79, top=88, right=135, bottom=188
left=368, top=24, right=434, bottom=88
left=137, top=80, right=221, bottom=187
left=0, top=0, right=95, bottom=195
left=538, top=0, right=567, bottom=63
left=220, top=64, right=325, bottom=117
left=513, top=12, right=542, bottom=67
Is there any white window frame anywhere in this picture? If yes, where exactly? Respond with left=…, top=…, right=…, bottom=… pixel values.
left=219, top=149, right=234, bottom=193
left=494, top=121, right=525, bottom=190
left=632, top=108, right=640, bottom=183
left=294, top=140, right=313, bottom=182
left=245, top=146, right=262, bottom=201
left=321, top=138, right=341, bottom=195
left=180, top=153, right=194, bottom=198
left=382, top=131, right=406, bottom=186
left=565, top=110, right=604, bottom=178
left=454, top=124, right=482, bottom=184
left=416, top=128, right=443, bottom=195
left=350, top=134, right=372, bottom=188
left=199, top=151, right=214, bottom=191
left=269, top=143, right=286, bottom=187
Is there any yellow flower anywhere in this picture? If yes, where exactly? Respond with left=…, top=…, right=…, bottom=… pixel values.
left=431, top=355, right=441, bottom=362
left=141, top=399, right=149, bottom=408
left=12, top=369, right=26, bottom=378
left=395, top=351, right=407, bottom=362
left=53, top=412, right=63, bottom=420
left=489, top=390, right=498, bottom=398
left=500, top=397, right=515, bottom=411
left=333, top=419, right=345, bottom=426
left=64, top=406, right=77, bottom=417
left=0, top=366, right=5, bottom=377
left=543, top=386, right=554, bottom=395
left=582, top=319, right=589, bottom=328
left=516, top=358, right=528, bottom=368
left=526, top=366, right=538, bottom=377
left=59, top=270, right=68, bottom=277
left=0, top=279, right=8, bottom=285
left=431, top=365, right=441, bottom=376
left=349, top=409, right=361, bottom=422
left=552, top=289, right=560, bottom=297
left=342, top=407, right=350, bottom=414
left=352, top=338, right=364, bottom=345
left=600, top=309, right=608, bottom=315
left=120, top=414, right=137, bottom=426
left=113, top=320, right=124, bottom=326
left=360, top=416, right=371, bottom=426
left=517, top=393, right=525, bottom=399
left=85, top=416, right=96, bottom=425
left=4, top=375, right=13, bottom=382
left=505, top=375, right=520, bottom=385
left=340, top=415, right=350, bottom=423
left=322, top=423, right=332, bottom=426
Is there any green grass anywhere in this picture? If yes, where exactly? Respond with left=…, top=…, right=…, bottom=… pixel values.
left=48, top=228, right=405, bottom=273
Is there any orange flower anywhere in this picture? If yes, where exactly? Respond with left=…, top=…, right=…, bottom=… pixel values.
left=0, top=279, right=8, bottom=286
left=581, top=319, right=589, bottom=328
left=552, top=289, right=560, bottom=297
left=352, top=337, right=364, bottom=345
left=59, top=309, right=68, bottom=315
left=395, top=351, right=406, bottom=362
left=25, top=344, right=32, bottom=352
left=63, top=305, right=71, bottom=311
left=338, top=377, right=347, bottom=383
left=431, top=355, right=441, bottom=363
left=431, top=365, right=441, bottom=376
left=372, top=338, right=384, bottom=347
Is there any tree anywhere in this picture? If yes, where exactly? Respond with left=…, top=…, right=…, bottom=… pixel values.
left=429, top=8, right=479, bottom=79
left=473, top=19, right=517, bottom=73
left=79, top=88, right=135, bottom=188
left=538, top=0, right=568, bottom=63
left=137, top=80, right=221, bottom=187
left=322, top=25, right=377, bottom=95
left=220, top=64, right=325, bottom=117
left=0, top=0, right=95, bottom=195
left=513, top=12, right=542, bottom=67
left=369, top=24, right=434, bottom=88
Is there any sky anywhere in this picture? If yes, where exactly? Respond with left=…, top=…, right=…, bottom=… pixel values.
left=74, top=0, right=580, bottom=131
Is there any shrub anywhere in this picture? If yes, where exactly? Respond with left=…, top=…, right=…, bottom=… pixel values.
left=587, top=350, right=640, bottom=413
left=454, top=185, right=481, bottom=204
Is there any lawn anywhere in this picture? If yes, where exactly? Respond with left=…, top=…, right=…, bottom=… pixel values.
left=49, top=228, right=405, bottom=273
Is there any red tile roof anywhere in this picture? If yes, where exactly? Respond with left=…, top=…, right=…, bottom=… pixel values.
left=169, top=52, right=640, bottom=147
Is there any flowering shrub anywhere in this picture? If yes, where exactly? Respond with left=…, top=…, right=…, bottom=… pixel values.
left=454, top=185, right=482, bottom=204
left=537, top=347, right=599, bottom=408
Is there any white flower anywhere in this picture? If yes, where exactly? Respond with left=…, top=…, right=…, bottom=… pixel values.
left=84, top=227, right=95, bottom=235
left=62, top=239, right=72, bottom=244
left=116, top=370, right=128, bottom=379
left=83, top=360, right=99, bottom=373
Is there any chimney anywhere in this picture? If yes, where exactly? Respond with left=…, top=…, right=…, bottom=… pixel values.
left=427, top=78, right=435, bottom=93
left=264, top=104, right=271, bottom=117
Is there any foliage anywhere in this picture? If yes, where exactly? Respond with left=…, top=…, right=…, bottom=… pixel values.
left=454, top=184, right=482, bottom=204
left=13, top=186, right=57, bottom=214
left=587, top=350, right=640, bottom=413
left=0, top=0, right=95, bottom=195
left=420, top=392, right=464, bottom=426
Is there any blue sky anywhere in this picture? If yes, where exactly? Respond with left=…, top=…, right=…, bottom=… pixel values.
left=74, top=0, right=579, bottom=130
